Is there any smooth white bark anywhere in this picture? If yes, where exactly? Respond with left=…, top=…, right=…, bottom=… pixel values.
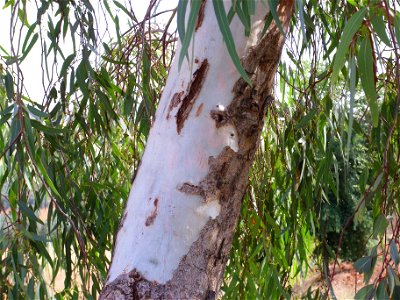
left=107, top=1, right=269, bottom=284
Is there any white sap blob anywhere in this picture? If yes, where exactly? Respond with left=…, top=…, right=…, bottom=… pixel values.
left=196, top=200, right=221, bottom=219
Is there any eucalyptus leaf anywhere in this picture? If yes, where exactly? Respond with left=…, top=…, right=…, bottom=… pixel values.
left=331, top=8, right=366, bottom=85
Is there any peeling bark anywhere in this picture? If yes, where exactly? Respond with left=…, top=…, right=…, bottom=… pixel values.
left=101, top=1, right=294, bottom=299
left=166, top=92, right=184, bottom=120
left=145, top=198, right=159, bottom=227
left=176, top=59, right=209, bottom=134
left=195, top=0, right=207, bottom=31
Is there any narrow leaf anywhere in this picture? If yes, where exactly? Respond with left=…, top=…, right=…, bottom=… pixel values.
left=390, top=240, right=399, bottom=266
left=358, top=36, right=378, bottom=127
left=267, top=0, right=285, bottom=36
left=18, top=200, right=44, bottom=225
left=178, top=0, right=202, bottom=69
left=373, top=214, right=387, bottom=237
left=212, top=0, right=252, bottom=85
left=177, top=0, right=188, bottom=41
left=371, top=14, right=391, bottom=47
left=331, top=8, right=366, bottom=84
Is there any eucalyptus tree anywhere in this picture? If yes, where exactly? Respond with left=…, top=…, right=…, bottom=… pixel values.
left=100, top=0, right=294, bottom=298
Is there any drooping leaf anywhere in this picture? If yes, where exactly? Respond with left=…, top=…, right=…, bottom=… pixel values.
left=354, top=284, right=375, bottom=300
left=331, top=8, right=366, bottom=85
left=267, top=0, right=285, bottom=36
left=295, top=109, right=317, bottom=129
left=373, top=214, right=387, bottom=237
left=212, top=0, right=252, bottom=85
left=357, top=35, right=378, bottom=127
left=371, top=14, right=391, bottom=47
left=178, top=0, right=203, bottom=69
left=390, top=240, right=399, bottom=266
left=354, top=255, right=372, bottom=274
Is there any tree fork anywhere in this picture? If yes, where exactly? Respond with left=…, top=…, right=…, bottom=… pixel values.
left=100, top=1, right=294, bottom=299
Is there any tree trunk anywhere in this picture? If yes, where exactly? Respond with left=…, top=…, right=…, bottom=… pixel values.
left=100, top=1, right=294, bottom=299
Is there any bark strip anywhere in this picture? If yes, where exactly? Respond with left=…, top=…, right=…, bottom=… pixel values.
left=176, top=59, right=209, bottom=134
left=195, top=0, right=207, bottom=31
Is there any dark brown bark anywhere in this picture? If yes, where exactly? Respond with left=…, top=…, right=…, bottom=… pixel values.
left=100, top=1, right=294, bottom=299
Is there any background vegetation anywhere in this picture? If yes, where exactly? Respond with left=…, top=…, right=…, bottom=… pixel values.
left=0, top=0, right=399, bottom=299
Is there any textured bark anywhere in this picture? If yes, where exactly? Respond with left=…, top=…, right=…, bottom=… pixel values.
left=101, top=1, right=294, bottom=299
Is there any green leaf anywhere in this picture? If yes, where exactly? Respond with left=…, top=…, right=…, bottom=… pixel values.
left=18, top=200, right=44, bottom=225
left=376, top=279, right=390, bottom=300
left=178, top=0, right=202, bottom=69
left=0, top=104, right=14, bottom=116
left=4, top=71, right=15, bottom=100
left=354, top=255, right=372, bottom=274
left=96, top=89, right=117, bottom=119
left=23, top=113, right=35, bottom=152
left=177, top=0, right=188, bottom=42
left=113, top=0, right=137, bottom=21
left=390, top=240, right=399, bottom=266
left=15, top=224, right=49, bottom=242
left=371, top=14, right=391, bottom=47
left=60, top=53, right=76, bottom=77
left=295, top=109, right=317, bottom=129
left=9, top=116, right=21, bottom=146
left=296, top=0, right=307, bottom=43
left=394, top=14, right=400, bottom=49
left=267, top=0, right=285, bottom=36
left=364, top=246, right=377, bottom=283
left=346, top=54, right=356, bottom=161
left=354, top=284, right=375, bottom=300
left=22, top=23, right=37, bottom=52
left=388, top=266, right=399, bottom=296
left=372, top=171, right=383, bottom=192
left=20, top=33, right=38, bottom=62
left=212, top=0, right=252, bottom=85
left=331, top=8, right=366, bottom=85
left=357, top=36, right=378, bottom=127
left=0, top=113, right=12, bottom=127
left=373, top=214, right=387, bottom=237
left=31, top=120, right=65, bottom=136
left=35, top=152, right=61, bottom=199
left=27, top=104, right=48, bottom=118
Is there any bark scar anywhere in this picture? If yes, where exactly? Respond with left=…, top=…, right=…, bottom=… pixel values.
left=195, top=103, right=204, bottom=117
left=145, top=198, right=159, bottom=226
left=178, top=182, right=205, bottom=197
left=167, top=91, right=184, bottom=120
left=195, top=0, right=207, bottom=31
left=176, top=59, right=209, bottom=134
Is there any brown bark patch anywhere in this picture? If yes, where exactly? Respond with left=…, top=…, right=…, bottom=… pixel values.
left=167, top=91, right=184, bottom=120
left=178, top=182, right=205, bottom=197
left=195, top=0, right=207, bottom=31
left=210, top=109, right=229, bottom=127
left=195, top=103, right=204, bottom=117
left=145, top=198, right=159, bottom=227
left=176, top=59, right=209, bottom=134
